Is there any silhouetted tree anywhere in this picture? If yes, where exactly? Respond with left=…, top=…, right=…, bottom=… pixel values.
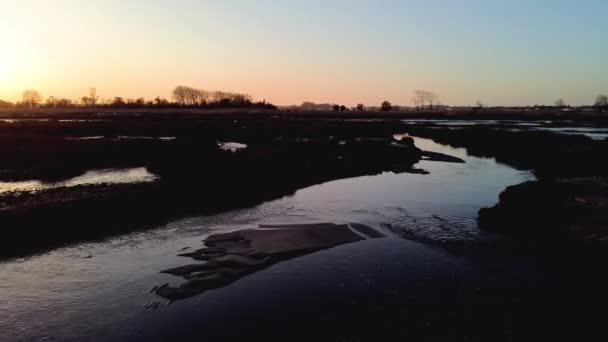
left=412, top=90, right=438, bottom=110
left=333, top=105, right=340, bottom=112
left=22, top=90, right=42, bottom=108
left=381, top=101, right=392, bottom=112
left=173, top=86, right=255, bottom=108
left=194, top=89, right=209, bottom=105
left=211, top=90, right=227, bottom=103
left=45, top=96, right=72, bottom=108
left=80, top=88, right=99, bottom=106
left=339, top=105, right=347, bottom=112
left=412, top=90, right=425, bottom=110
left=89, top=88, right=98, bottom=106
left=356, top=104, right=365, bottom=111
left=172, top=86, right=187, bottom=105
left=111, top=97, right=126, bottom=106
left=7, top=86, right=274, bottom=111
left=173, top=86, right=205, bottom=106
left=154, top=96, right=170, bottom=106
left=595, top=94, right=608, bottom=112
left=46, top=96, right=57, bottom=108
left=124, top=98, right=146, bottom=107
left=426, top=91, right=439, bottom=109
left=412, top=90, right=435, bottom=109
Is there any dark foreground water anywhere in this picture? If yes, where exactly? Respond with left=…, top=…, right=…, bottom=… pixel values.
left=0, top=136, right=584, bottom=341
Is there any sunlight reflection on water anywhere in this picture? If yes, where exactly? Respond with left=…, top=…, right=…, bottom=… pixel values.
left=0, top=136, right=534, bottom=341
left=0, top=167, right=159, bottom=194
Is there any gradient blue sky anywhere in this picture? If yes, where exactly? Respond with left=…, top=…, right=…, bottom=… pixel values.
left=0, top=0, right=606, bottom=106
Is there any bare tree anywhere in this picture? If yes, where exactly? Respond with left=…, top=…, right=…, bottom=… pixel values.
left=595, top=94, right=608, bottom=111
left=194, top=89, right=210, bottom=105
left=80, top=88, right=99, bottom=106
left=173, top=85, right=254, bottom=107
left=173, top=86, right=204, bottom=105
left=89, top=88, right=98, bottom=106
left=172, top=86, right=188, bottom=105
left=183, top=87, right=196, bottom=105
left=45, top=96, right=72, bottom=108
left=211, top=90, right=228, bottom=103
left=412, top=90, right=425, bottom=110
left=426, top=91, right=439, bottom=109
left=22, top=90, right=42, bottom=108
left=555, top=98, right=566, bottom=108
left=186, top=88, right=200, bottom=105
left=475, top=100, right=485, bottom=108
left=412, top=90, right=439, bottom=109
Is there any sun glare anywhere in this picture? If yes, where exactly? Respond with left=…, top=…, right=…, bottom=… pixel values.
left=0, top=59, right=7, bottom=80
left=0, top=52, right=13, bottom=83
left=0, top=50, right=21, bottom=94
left=0, top=54, right=20, bottom=101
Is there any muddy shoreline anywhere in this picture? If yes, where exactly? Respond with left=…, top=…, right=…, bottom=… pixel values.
left=1, top=112, right=607, bottom=341
left=401, top=125, right=608, bottom=243
left=1, top=111, right=607, bottom=257
left=0, top=122, right=432, bottom=257
left=2, top=107, right=608, bottom=124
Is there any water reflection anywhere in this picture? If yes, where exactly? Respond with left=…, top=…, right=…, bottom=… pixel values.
left=0, top=137, right=533, bottom=340
left=402, top=119, right=608, bottom=140
left=217, top=142, right=248, bottom=152
left=0, top=167, right=159, bottom=194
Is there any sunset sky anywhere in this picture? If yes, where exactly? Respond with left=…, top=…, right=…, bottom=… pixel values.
left=0, top=0, right=606, bottom=106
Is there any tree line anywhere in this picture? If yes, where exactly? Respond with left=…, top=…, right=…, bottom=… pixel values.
left=335, top=90, right=440, bottom=112
left=0, top=86, right=276, bottom=109
left=2, top=88, right=607, bottom=112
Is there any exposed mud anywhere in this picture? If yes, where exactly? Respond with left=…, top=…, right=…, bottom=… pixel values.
left=155, top=223, right=384, bottom=300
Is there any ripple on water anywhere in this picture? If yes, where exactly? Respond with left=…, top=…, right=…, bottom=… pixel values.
left=0, top=136, right=535, bottom=340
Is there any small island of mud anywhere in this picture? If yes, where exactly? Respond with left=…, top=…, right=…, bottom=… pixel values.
left=155, top=222, right=385, bottom=300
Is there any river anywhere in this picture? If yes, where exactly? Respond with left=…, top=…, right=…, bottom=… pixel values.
left=0, top=136, right=549, bottom=341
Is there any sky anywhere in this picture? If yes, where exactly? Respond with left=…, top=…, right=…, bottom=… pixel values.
left=0, top=0, right=607, bottom=106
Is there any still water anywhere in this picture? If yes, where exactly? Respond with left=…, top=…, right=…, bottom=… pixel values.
left=0, top=168, right=158, bottom=195
left=0, top=137, right=534, bottom=341
left=402, top=119, right=608, bottom=140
